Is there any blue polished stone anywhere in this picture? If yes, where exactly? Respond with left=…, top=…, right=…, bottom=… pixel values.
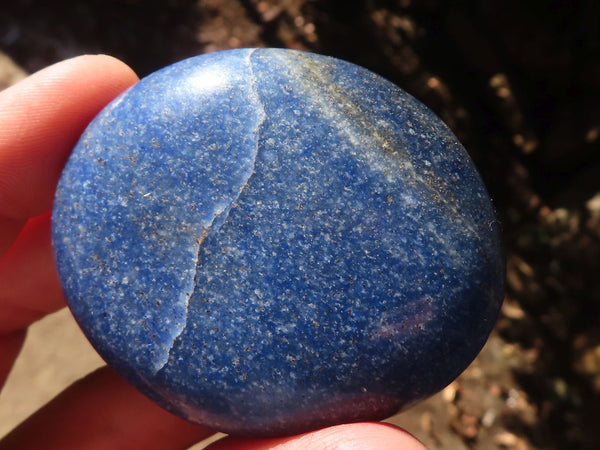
left=52, top=48, right=504, bottom=436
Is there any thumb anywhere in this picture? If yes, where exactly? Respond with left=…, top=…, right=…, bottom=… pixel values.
left=205, top=422, right=426, bottom=450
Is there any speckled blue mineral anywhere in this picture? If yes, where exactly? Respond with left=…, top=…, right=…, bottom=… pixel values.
left=52, top=48, right=504, bottom=436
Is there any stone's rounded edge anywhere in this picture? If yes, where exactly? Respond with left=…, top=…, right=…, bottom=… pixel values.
left=133, top=379, right=404, bottom=437
left=51, top=48, right=505, bottom=436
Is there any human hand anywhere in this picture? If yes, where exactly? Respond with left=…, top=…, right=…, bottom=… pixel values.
left=0, top=55, right=425, bottom=450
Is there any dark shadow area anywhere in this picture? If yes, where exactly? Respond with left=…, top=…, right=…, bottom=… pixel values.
left=0, top=0, right=203, bottom=76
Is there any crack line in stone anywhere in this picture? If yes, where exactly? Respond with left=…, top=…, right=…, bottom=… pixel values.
left=153, top=49, right=266, bottom=376
left=210, top=48, right=266, bottom=230
left=151, top=232, right=202, bottom=375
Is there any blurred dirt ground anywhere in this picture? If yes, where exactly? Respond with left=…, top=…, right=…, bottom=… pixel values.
left=1, top=1, right=600, bottom=449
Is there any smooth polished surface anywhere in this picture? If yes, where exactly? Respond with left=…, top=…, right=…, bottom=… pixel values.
left=52, top=48, right=504, bottom=436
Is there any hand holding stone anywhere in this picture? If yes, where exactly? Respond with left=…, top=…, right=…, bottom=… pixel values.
left=52, top=49, right=503, bottom=437
left=0, top=54, right=424, bottom=450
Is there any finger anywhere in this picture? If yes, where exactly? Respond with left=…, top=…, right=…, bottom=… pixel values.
left=0, top=216, right=24, bottom=257
left=0, top=54, right=138, bottom=245
left=206, top=422, right=426, bottom=450
left=0, top=366, right=215, bottom=450
left=0, top=213, right=64, bottom=335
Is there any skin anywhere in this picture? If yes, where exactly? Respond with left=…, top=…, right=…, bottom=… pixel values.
left=0, top=55, right=426, bottom=450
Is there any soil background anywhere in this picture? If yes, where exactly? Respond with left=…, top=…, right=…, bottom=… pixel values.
left=1, top=1, right=600, bottom=449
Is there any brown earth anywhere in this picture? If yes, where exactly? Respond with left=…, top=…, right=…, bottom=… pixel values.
left=1, top=1, right=599, bottom=449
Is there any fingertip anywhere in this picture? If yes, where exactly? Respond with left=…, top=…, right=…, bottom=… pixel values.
left=0, top=53, right=139, bottom=108
left=206, top=422, right=426, bottom=450
left=48, top=54, right=139, bottom=90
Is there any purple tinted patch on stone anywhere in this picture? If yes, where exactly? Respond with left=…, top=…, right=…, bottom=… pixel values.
left=52, top=48, right=504, bottom=436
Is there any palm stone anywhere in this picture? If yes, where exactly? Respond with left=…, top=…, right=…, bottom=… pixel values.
left=52, top=48, right=505, bottom=436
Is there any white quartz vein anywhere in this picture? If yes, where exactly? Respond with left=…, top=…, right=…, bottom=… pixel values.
left=211, top=49, right=266, bottom=230
left=151, top=239, right=199, bottom=374
left=153, top=49, right=266, bottom=376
